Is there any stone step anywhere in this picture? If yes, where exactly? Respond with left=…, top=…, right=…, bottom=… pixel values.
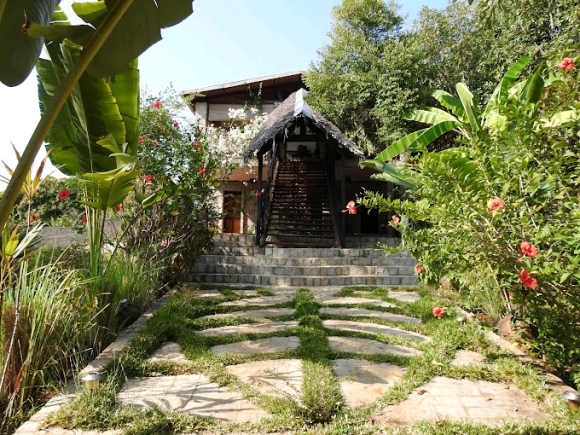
left=195, top=254, right=416, bottom=267
left=185, top=273, right=417, bottom=287
left=191, top=263, right=416, bottom=277
left=208, top=234, right=401, bottom=249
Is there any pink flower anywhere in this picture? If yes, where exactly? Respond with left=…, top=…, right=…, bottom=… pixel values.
left=138, top=136, right=145, bottom=145
left=432, top=307, right=446, bottom=319
left=518, top=270, right=538, bottom=289
left=392, top=215, right=400, bottom=224
left=58, top=189, right=70, bottom=200
left=520, top=241, right=538, bottom=259
left=153, top=100, right=162, bottom=109
left=81, top=215, right=87, bottom=224
left=193, top=140, right=201, bottom=149
left=115, top=204, right=122, bottom=212
left=255, top=189, right=262, bottom=197
left=342, top=201, right=357, bottom=215
left=153, top=139, right=159, bottom=147
left=173, top=120, right=179, bottom=127
left=145, top=175, right=153, bottom=184
left=199, top=166, right=206, bottom=175
left=559, top=58, right=575, bottom=73
left=415, top=264, right=425, bottom=274
left=488, top=198, right=505, bottom=212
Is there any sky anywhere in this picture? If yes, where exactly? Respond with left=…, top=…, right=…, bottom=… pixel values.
left=0, top=0, right=448, bottom=177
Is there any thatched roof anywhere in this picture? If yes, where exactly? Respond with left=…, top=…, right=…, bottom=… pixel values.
left=242, top=89, right=364, bottom=163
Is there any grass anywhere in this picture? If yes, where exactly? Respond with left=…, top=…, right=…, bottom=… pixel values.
left=49, top=284, right=580, bottom=435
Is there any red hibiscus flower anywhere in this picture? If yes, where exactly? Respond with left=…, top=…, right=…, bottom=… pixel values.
left=342, top=201, right=357, bottom=215
left=29, top=213, right=40, bottom=223
left=415, top=264, right=425, bottom=274
left=518, top=270, right=538, bottom=289
left=255, top=189, right=262, bottom=197
left=138, top=136, right=145, bottom=145
left=520, top=241, right=538, bottom=259
left=199, top=166, right=206, bottom=175
left=145, top=175, right=154, bottom=184
left=193, top=140, right=201, bottom=149
left=559, top=57, right=575, bottom=72
left=488, top=198, right=505, bottom=211
left=153, top=100, right=162, bottom=109
left=153, top=139, right=159, bottom=147
left=115, top=204, right=122, bottom=212
left=392, top=215, right=400, bottom=224
left=58, top=189, right=70, bottom=200
left=173, top=120, right=179, bottom=127
left=432, top=307, right=446, bottom=319
left=81, top=215, right=87, bottom=224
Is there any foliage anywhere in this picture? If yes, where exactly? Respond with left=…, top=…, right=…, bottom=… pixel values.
left=361, top=54, right=580, bottom=376
left=306, top=0, right=580, bottom=156
left=122, top=88, right=229, bottom=286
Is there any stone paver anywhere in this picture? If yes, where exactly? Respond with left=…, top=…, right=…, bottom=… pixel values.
left=351, top=291, right=420, bottom=303
left=333, top=359, right=406, bottom=407
left=321, top=307, right=421, bottom=324
left=147, top=341, right=189, bottom=363
left=232, top=289, right=260, bottom=296
left=328, top=336, right=422, bottom=357
left=221, top=294, right=294, bottom=307
left=211, top=336, right=300, bottom=355
left=323, top=319, right=430, bottom=342
left=316, top=295, right=396, bottom=308
left=387, top=291, right=421, bottom=303
left=227, top=359, right=303, bottom=400
left=117, top=374, right=270, bottom=423
left=374, top=376, right=551, bottom=427
left=198, top=321, right=298, bottom=336
left=452, top=350, right=486, bottom=367
left=197, top=308, right=294, bottom=320
left=195, top=289, right=223, bottom=298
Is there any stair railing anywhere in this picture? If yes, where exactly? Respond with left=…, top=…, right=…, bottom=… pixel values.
left=259, top=148, right=280, bottom=247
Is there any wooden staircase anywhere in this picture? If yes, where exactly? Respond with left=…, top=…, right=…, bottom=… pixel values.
left=265, top=160, right=339, bottom=247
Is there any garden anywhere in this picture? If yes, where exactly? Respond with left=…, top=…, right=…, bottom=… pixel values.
left=1, top=0, right=580, bottom=434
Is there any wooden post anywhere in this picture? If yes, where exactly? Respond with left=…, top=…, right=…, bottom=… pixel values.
left=256, top=153, right=263, bottom=246
left=341, top=153, right=346, bottom=243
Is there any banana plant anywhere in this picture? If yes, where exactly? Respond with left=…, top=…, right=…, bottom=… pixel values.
left=0, top=0, right=194, bottom=233
left=362, top=56, right=547, bottom=187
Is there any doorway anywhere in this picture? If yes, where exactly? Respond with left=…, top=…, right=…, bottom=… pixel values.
left=223, top=192, right=242, bottom=233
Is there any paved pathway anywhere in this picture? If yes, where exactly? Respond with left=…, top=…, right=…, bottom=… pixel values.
left=15, top=285, right=574, bottom=434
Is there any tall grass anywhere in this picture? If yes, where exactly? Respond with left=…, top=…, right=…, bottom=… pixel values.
left=0, top=247, right=162, bottom=433
left=0, top=256, right=92, bottom=432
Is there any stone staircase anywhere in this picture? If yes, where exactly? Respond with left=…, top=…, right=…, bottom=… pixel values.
left=186, top=234, right=418, bottom=287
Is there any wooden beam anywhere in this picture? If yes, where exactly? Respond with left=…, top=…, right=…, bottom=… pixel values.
left=256, top=153, right=263, bottom=246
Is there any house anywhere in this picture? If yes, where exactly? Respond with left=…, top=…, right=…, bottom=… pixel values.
left=181, top=72, right=399, bottom=247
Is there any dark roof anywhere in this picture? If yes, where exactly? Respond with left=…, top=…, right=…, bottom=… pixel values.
left=243, top=89, right=364, bottom=162
left=180, top=71, right=305, bottom=104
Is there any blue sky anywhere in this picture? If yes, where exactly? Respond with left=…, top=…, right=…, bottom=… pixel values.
left=0, top=0, right=448, bottom=175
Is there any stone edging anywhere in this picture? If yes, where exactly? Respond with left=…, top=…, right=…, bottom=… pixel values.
left=14, top=291, right=176, bottom=435
left=456, top=307, right=578, bottom=397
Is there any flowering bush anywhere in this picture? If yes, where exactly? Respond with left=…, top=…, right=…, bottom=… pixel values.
left=204, top=107, right=268, bottom=174
left=361, top=55, right=580, bottom=376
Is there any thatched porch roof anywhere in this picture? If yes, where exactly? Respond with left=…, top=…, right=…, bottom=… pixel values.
left=242, top=89, right=364, bottom=163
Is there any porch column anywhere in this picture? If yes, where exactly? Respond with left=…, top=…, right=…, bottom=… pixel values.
left=341, top=154, right=346, bottom=242
left=256, top=153, right=263, bottom=246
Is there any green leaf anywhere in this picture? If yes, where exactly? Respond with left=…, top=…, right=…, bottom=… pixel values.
left=407, top=108, right=458, bottom=125
left=87, top=0, right=194, bottom=77
left=544, top=110, right=579, bottom=128
left=483, top=56, right=531, bottom=118
left=80, top=163, right=140, bottom=210
left=432, top=90, right=465, bottom=119
left=456, top=83, right=480, bottom=133
left=140, top=181, right=181, bottom=208
left=522, top=63, right=546, bottom=105
left=39, top=41, right=139, bottom=175
left=370, top=171, right=416, bottom=189
left=71, top=1, right=108, bottom=24
left=372, top=129, right=427, bottom=162
left=24, top=21, right=93, bottom=45
left=0, top=0, right=60, bottom=86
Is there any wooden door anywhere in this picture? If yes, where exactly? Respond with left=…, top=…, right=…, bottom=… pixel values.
left=223, top=192, right=242, bottom=233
